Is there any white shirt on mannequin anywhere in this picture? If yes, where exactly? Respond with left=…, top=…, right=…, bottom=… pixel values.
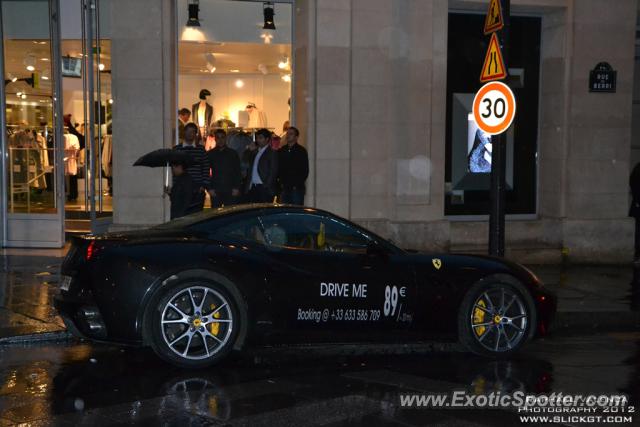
left=197, top=100, right=206, bottom=128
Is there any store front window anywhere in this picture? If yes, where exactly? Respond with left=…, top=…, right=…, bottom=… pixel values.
left=177, top=0, right=292, bottom=158
left=0, top=0, right=66, bottom=247
left=445, top=13, right=541, bottom=216
left=0, top=0, right=112, bottom=247
left=3, top=1, right=57, bottom=215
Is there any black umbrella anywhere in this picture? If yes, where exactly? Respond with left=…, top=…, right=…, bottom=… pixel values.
left=133, top=148, right=195, bottom=167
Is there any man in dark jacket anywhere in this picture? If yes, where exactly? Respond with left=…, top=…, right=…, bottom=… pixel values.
left=174, top=123, right=209, bottom=211
left=208, top=129, right=241, bottom=207
left=244, top=129, right=278, bottom=203
left=168, top=161, right=193, bottom=220
left=278, top=126, right=308, bottom=205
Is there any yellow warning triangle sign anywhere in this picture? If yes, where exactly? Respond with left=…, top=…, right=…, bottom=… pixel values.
left=484, top=0, right=504, bottom=34
left=480, top=33, right=507, bottom=82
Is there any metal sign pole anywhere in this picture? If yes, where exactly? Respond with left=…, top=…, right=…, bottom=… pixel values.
left=489, top=0, right=510, bottom=257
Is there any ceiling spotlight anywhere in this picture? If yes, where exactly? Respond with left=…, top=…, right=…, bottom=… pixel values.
left=187, top=0, right=200, bottom=27
left=263, top=2, right=275, bottom=30
left=108, top=98, right=113, bottom=104
left=204, top=53, right=216, bottom=73
left=21, top=94, right=27, bottom=99
left=6, top=73, right=17, bottom=83
left=235, top=79, right=244, bottom=88
left=24, top=53, right=36, bottom=71
left=230, top=69, right=240, bottom=73
left=278, top=56, right=289, bottom=70
left=281, top=73, right=291, bottom=83
left=98, top=63, right=105, bottom=71
left=40, top=57, right=49, bottom=61
left=16, top=92, right=22, bottom=97
left=260, top=31, right=274, bottom=44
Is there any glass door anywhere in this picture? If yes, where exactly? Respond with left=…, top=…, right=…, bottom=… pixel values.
left=63, top=0, right=111, bottom=234
left=0, top=0, right=65, bottom=247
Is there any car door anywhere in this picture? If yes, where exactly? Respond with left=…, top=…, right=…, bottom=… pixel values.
left=258, top=211, right=418, bottom=343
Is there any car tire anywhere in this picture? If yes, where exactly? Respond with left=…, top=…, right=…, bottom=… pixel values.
left=148, top=279, right=241, bottom=369
left=458, top=277, right=536, bottom=358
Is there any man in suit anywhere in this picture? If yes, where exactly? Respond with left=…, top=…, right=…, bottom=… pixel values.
left=177, top=108, right=191, bottom=143
left=245, top=129, right=278, bottom=203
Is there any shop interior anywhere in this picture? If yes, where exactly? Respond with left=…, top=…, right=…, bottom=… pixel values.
left=5, top=0, right=291, bottom=232
left=177, top=0, right=292, bottom=150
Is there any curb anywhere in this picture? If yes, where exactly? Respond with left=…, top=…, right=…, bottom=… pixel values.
left=0, top=331, right=75, bottom=345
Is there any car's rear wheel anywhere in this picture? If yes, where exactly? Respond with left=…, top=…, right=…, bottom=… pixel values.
left=458, top=279, right=536, bottom=358
left=149, top=281, right=239, bottom=368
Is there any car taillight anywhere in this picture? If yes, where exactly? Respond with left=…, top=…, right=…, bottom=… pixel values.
left=86, top=241, right=97, bottom=261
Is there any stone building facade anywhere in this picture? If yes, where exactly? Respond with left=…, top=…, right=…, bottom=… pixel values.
left=110, top=0, right=638, bottom=263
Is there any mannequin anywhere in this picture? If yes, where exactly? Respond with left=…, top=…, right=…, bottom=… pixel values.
left=192, top=89, right=213, bottom=139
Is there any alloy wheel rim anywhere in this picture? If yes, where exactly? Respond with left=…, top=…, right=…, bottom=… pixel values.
left=161, top=286, right=233, bottom=360
left=470, top=287, right=527, bottom=352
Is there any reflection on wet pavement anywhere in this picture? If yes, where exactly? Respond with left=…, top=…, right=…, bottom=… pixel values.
left=0, top=256, right=64, bottom=339
left=0, top=332, right=638, bottom=426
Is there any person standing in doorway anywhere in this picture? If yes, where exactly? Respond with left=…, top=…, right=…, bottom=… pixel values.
left=245, top=129, right=278, bottom=203
left=278, top=126, right=308, bottom=205
left=208, top=129, right=241, bottom=208
left=174, top=123, right=209, bottom=212
left=177, top=108, right=191, bottom=144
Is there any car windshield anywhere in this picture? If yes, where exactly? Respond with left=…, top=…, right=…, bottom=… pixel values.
left=152, top=205, right=257, bottom=230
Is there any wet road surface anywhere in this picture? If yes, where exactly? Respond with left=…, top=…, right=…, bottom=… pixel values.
left=0, top=331, right=638, bottom=426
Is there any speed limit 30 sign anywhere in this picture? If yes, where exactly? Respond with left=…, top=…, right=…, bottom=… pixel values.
left=472, top=81, right=516, bottom=135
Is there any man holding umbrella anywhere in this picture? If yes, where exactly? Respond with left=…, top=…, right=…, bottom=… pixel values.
left=133, top=147, right=197, bottom=220
left=174, top=122, right=209, bottom=212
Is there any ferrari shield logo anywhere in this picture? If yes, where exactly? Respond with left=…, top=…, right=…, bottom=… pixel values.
left=432, top=258, right=442, bottom=270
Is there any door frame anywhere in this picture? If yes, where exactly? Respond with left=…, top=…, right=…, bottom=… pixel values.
left=0, top=0, right=65, bottom=248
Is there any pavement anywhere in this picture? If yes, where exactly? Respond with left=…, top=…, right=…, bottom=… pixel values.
left=0, top=247, right=638, bottom=343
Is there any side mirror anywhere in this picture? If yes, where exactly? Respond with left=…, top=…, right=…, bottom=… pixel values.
left=366, top=242, right=388, bottom=258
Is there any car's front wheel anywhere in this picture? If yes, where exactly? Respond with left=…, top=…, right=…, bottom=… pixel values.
left=458, top=278, right=536, bottom=358
left=149, top=281, right=239, bottom=368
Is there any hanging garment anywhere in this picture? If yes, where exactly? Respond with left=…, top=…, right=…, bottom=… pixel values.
left=247, top=107, right=268, bottom=128
left=101, top=135, right=113, bottom=177
left=64, top=133, right=80, bottom=176
left=36, top=133, right=49, bottom=169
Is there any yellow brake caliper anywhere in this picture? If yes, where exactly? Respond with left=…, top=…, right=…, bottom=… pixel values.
left=473, top=300, right=487, bottom=337
left=209, top=304, right=222, bottom=336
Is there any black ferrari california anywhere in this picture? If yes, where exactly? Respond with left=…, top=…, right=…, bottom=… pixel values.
left=55, top=204, right=556, bottom=368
